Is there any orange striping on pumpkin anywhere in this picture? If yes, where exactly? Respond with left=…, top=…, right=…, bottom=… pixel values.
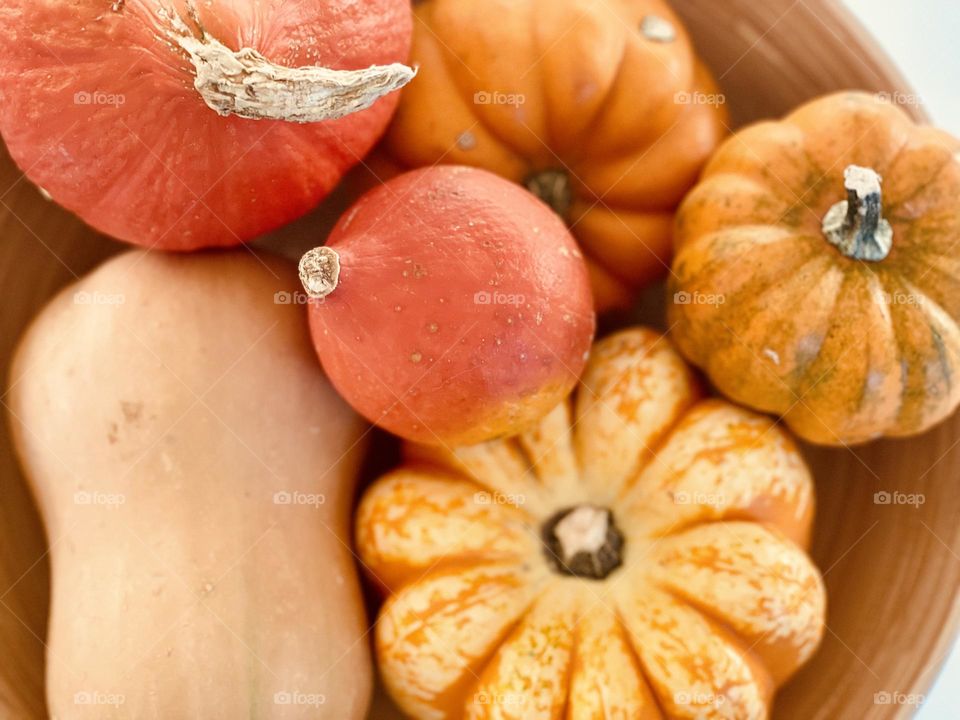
left=357, top=327, right=825, bottom=719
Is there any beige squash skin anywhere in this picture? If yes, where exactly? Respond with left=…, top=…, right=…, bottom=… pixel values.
left=7, top=251, right=371, bottom=719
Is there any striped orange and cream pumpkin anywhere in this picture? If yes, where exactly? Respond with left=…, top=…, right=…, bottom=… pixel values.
left=357, top=327, right=825, bottom=719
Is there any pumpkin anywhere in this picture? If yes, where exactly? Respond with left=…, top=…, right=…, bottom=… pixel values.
left=0, top=0, right=413, bottom=250
left=300, top=165, right=596, bottom=446
left=7, top=250, right=372, bottom=718
left=375, top=0, right=728, bottom=311
left=668, top=91, right=960, bottom=445
left=357, top=327, right=825, bottom=719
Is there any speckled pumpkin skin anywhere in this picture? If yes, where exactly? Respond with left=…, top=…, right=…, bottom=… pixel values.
left=357, top=327, right=825, bottom=720
left=379, top=0, right=728, bottom=311
left=668, top=92, right=960, bottom=446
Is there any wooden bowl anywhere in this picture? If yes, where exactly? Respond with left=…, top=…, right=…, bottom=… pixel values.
left=1, top=1, right=956, bottom=718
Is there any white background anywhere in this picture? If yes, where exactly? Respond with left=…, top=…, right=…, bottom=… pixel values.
left=840, top=3, right=960, bottom=717
left=844, top=0, right=960, bottom=136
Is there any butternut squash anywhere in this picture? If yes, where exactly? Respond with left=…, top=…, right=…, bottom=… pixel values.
left=7, top=250, right=371, bottom=719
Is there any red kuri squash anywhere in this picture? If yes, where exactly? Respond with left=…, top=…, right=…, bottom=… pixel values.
left=300, top=165, right=596, bottom=446
left=0, top=0, right=413, bottom=250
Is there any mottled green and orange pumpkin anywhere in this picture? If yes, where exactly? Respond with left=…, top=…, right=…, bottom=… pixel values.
left=669, top=91, right=960, bottom=445
left=357, top=327, right=825, bottom=719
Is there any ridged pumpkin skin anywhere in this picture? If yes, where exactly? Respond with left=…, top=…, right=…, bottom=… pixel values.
left=669, top=92, right=960, bottom=445
left=379, top=0, right=728, bottom=310
left=357, top=327, right=825, bottom=720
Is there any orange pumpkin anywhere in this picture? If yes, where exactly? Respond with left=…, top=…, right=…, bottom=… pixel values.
left=378, top=0, right=728, bottom=311
left=668, top=91, right=960, bottom=445
left=357, top=327, right=825, bottom=719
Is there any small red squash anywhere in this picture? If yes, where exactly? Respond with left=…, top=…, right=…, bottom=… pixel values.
left=299, top=165, right=596, bottom=446
left=0, top=0, right=413, bottom=250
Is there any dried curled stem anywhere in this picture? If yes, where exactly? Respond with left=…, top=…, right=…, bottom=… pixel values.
left=159, top=2, right=416, bottom=123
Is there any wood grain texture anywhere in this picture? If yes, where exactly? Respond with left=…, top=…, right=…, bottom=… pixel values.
left=0, top=1, right=955, bottom=719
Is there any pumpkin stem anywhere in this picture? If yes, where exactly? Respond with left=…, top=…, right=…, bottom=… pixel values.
left=158, top=2, right=416, bottom=123
left=821, top=165, right=893, bottom=261
left=299, top=247, right=341, bottom=300
left=525, top=169, right=573, bottom=220
left=541, top=505, right=624, bottom=580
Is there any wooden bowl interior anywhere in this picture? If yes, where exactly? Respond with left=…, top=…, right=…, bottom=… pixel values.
left=1, top=1, right=957, bottom=718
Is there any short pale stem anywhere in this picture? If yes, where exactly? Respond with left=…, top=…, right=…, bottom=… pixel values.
left=299, top=247, right=341, bottom=299
left=639, top=15, right=677, bottom=43
left=821, top=164, right=893, bottom=262
left=541, top=505, right=624, bottom=580
left=160, top=2, right=416, bottom=123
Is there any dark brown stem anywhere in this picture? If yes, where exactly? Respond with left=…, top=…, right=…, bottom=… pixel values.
left=822, top=165, right=893, bottom=262
left=525, top=169, right=573, bottom=220
left=541, top=505, right=624, bottom=580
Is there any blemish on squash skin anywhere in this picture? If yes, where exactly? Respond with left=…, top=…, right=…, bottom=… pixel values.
left=795, top=334, right=823, bottom=368
left=121, top=400, right=143, bottom=423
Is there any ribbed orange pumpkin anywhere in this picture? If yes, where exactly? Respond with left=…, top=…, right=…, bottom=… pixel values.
left=377, top=0, right=728, bottom=310
left=357, top=327, right=825, bottom=719
left=669, top=91, right=960, bottom=445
